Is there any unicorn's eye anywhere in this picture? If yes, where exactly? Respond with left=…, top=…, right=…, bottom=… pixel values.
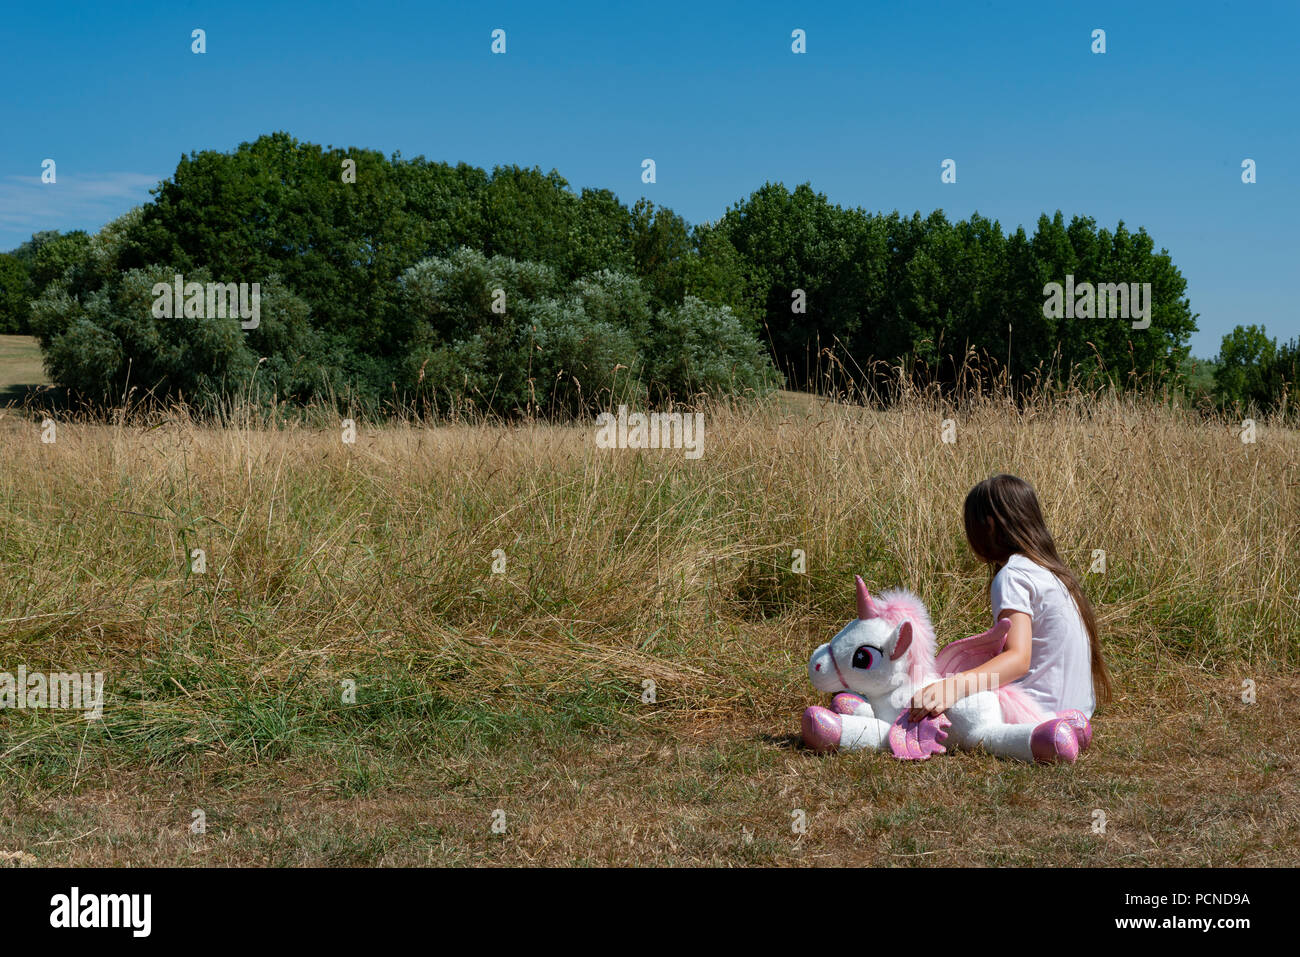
left=851, top=646, right=877, bottom=669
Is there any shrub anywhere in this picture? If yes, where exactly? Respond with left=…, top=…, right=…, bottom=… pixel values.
left=644, top=295, right=782, bottom=402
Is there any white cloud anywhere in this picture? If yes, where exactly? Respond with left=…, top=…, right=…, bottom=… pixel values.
left=0, top=171, right=163, bottom=248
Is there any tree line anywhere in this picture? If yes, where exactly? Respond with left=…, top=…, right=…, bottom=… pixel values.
left=0, top=132, right=1292, bottom=415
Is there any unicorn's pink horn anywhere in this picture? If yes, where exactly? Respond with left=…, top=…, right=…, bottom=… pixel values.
left=855, top=575, right=877, bottom=619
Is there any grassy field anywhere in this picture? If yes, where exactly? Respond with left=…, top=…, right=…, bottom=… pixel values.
left=0, top=336, right=49, bottom=402
left=0, top=372, right=1296, bottom=866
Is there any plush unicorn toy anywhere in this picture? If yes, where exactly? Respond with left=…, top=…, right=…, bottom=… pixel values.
left=802, top=576, right=1091, bottom=763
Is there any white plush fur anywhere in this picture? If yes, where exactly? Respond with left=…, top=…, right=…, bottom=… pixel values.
left=808, top=615, right=1038, bottom=761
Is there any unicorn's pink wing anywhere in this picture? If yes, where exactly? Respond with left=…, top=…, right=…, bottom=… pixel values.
left=934, top=618, right=1012, bottom=676
left=888, top=712, right=951, bottom=760
left=935, top=618, right=1051, bottom=724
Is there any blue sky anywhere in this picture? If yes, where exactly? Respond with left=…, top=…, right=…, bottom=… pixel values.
left=1, top=0, right=1295, bottom=357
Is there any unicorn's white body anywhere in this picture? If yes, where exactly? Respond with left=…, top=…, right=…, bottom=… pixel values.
left=802, top=577, right=1090, bottom=763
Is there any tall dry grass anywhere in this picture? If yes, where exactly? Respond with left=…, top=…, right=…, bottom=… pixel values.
left=0, top=383, right=1296, bottom=864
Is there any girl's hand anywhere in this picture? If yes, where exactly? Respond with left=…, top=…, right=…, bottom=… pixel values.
left=908, top=677, right=960, bottom=723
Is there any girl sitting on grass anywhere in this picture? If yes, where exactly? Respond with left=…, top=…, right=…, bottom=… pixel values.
left=908, top=474, right=1112, bottom=736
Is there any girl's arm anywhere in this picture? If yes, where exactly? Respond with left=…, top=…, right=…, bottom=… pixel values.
left=908, top=610, right=1033, bottom=721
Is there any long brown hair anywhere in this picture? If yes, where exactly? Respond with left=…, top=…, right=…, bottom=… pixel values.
left=963, top=474, right=1112, bottom=706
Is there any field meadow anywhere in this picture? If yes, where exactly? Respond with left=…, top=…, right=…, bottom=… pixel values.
left=0, top=335, right=1296, bottom=866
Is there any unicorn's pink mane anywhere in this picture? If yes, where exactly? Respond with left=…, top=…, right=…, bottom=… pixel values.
left=868, top=588, right=939, bottom=687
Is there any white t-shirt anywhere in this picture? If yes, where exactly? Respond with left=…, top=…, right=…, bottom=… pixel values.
left=990, top=553, right=1096, bottom=718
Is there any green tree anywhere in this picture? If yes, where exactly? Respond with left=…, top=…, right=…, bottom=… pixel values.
left=628, top=198, right=693, bottom=312
left=714, top=182, right=886, bottom=385
left=682, top=221, right=762, bottom=332
left=0, top=254, right=32, bottom=334
left=29, top=231, right=92, bottom=293
left=1214, top=325, right=1296, bottom=412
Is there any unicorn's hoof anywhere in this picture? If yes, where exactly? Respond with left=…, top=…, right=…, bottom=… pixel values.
left=831, top=692, right=868, bottom=715
left=802, top=706, right=842, bottom=753
left=1058, top=709, right=1092, bottom=751
left=1030, top=717, right=1079, bottom=765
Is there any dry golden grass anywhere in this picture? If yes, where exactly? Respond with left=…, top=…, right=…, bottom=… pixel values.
left=0, top=386, right=1296, bottom=866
